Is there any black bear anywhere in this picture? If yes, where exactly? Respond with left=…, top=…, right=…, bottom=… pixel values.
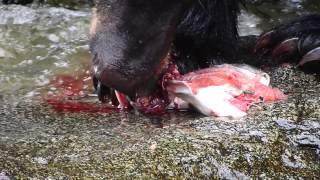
left=89, top=0, right=320, bottom=102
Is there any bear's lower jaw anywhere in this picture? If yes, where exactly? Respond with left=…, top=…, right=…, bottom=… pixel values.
left=109, top=52, right=181, bottom=114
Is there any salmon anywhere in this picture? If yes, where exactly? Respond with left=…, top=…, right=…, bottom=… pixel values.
left=166, top=64, right=287, bottom=118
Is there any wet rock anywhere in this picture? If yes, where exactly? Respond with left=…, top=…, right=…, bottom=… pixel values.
left=275, top=119, right=297, bottom=130
left=0, top=48, right=5, bottom=58
left=0, top=48, right=14, bottom=58
left=295, top=132, right=320, bottom=149
left=0, top=172, right=10, bottom=180
left=32, top=157, right=49, bottom=165
left=281, top=149, right=306, bottom=169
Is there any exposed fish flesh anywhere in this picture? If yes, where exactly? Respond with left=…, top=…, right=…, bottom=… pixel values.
left=166, top=64, right=287, bottom=118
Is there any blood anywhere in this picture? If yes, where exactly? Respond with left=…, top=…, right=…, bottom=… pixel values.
left=44, top=70, right=119, bottom=113
left=46, top=98, right=119, bottom=113
left=230, top=94, right=260, bottom=112
left=133, top=61, right=181, bottom=114
left=252, top=82, right=288, bottom=102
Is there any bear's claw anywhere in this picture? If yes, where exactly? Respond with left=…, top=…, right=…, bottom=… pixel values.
left=255, top=15, right=320, bottom=72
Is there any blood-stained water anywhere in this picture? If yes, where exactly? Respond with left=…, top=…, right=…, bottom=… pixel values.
left=44, top=70, right=119, bottom=113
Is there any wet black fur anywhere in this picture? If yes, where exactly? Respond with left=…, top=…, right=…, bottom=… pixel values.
left=89, top=0, right=243, bottom=97
left=91, top=0, right=319, bottom=96
left=173, top=0, right=241, bottom=73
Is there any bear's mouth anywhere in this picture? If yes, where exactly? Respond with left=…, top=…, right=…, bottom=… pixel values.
left=104, top=53, right=182, bottom=114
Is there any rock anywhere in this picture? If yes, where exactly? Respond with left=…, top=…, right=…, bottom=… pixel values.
left=0, top=48, right=13, bottom=58
left=0, top=48, right=5, bottom=58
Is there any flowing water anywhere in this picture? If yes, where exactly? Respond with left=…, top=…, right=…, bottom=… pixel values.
left=0, top=1, right=319, bottom=179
